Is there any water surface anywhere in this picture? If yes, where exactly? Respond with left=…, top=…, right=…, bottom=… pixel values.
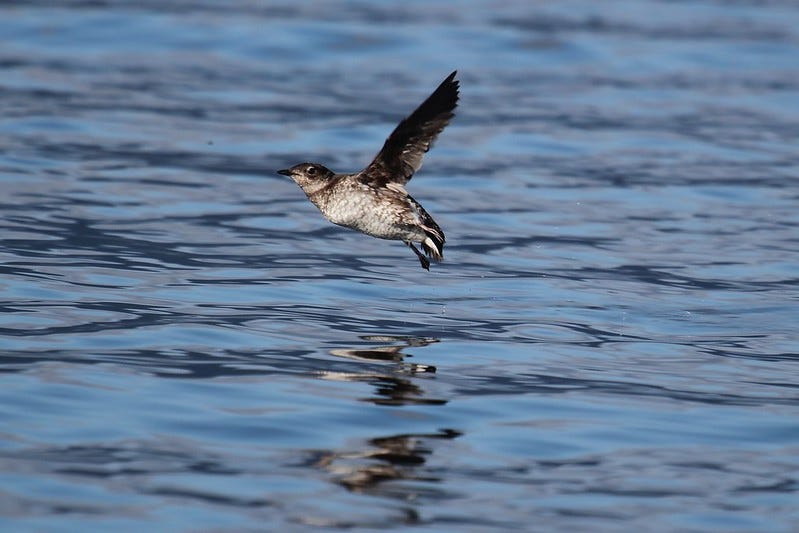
left=1, top=1, right=798, bottom=531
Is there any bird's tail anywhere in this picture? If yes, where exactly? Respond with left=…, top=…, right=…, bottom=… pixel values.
left=421, top=226, right=445, bottom=262
left=407, top=194, right=445, bottom=262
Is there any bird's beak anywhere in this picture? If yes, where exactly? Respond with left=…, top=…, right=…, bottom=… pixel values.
left=277, top=168, right=292, bottom=177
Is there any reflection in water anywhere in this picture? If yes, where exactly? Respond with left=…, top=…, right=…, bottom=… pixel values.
left=299, top=336, right=459, bottom=525
left=330, top=335, right=439, bottom=365
left=324, top=336, right=444, bottom=406
left=308, top=429, right=462, bottom=496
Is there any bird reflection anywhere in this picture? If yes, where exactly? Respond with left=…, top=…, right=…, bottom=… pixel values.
left=320, top=335, right=444, bottom=406
left=330, top=335, right=438, bottom=367
left=311, top=429, right=462, bottom=495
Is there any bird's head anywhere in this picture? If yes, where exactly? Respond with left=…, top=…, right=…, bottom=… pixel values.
left=277, top=163, right=335, bottom=191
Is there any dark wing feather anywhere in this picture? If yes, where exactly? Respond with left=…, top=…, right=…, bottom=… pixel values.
left=360, top=71, right=459, bottom=187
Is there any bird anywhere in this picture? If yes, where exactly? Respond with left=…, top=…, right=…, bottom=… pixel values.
left=278, top=71, right=459, bottom=270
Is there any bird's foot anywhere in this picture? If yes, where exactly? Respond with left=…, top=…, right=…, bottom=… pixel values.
left=405, top=242, right=430, bottom=270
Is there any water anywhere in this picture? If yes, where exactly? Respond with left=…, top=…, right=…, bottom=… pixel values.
left=1, top=1, right=798, bottom=530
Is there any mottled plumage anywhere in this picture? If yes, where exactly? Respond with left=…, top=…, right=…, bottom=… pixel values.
left=278, top=71, right=459, bottom=270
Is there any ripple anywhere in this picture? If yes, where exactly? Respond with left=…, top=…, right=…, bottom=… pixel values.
left=2, top=0, right=798, bottom=530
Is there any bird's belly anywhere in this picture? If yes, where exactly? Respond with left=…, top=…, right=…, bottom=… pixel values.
left=346, top=217, right=416, bottom=241
left=322, top=195, right=422, bottom=241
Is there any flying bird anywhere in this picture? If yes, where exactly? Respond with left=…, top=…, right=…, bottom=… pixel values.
left=278, top=71, right=459, bottom=270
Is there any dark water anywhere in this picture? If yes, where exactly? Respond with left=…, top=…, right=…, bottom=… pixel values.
left=2, top=1, right=798, bottom=530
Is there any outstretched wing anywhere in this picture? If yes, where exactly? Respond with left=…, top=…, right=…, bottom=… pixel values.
left=360, top=71, right=459, bottom=187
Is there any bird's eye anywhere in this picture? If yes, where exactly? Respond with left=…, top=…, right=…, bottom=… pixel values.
left=306, top=166, right=317, bottom=176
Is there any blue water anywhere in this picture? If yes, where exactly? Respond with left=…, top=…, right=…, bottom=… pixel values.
left=1, top=1, right=798, bottom=531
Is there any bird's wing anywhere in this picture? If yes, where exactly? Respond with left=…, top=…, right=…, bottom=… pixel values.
left=360, top=71, right=459, bottom=187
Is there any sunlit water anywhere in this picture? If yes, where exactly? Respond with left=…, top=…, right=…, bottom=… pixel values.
left=1, top=1, right=798, bottom=531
